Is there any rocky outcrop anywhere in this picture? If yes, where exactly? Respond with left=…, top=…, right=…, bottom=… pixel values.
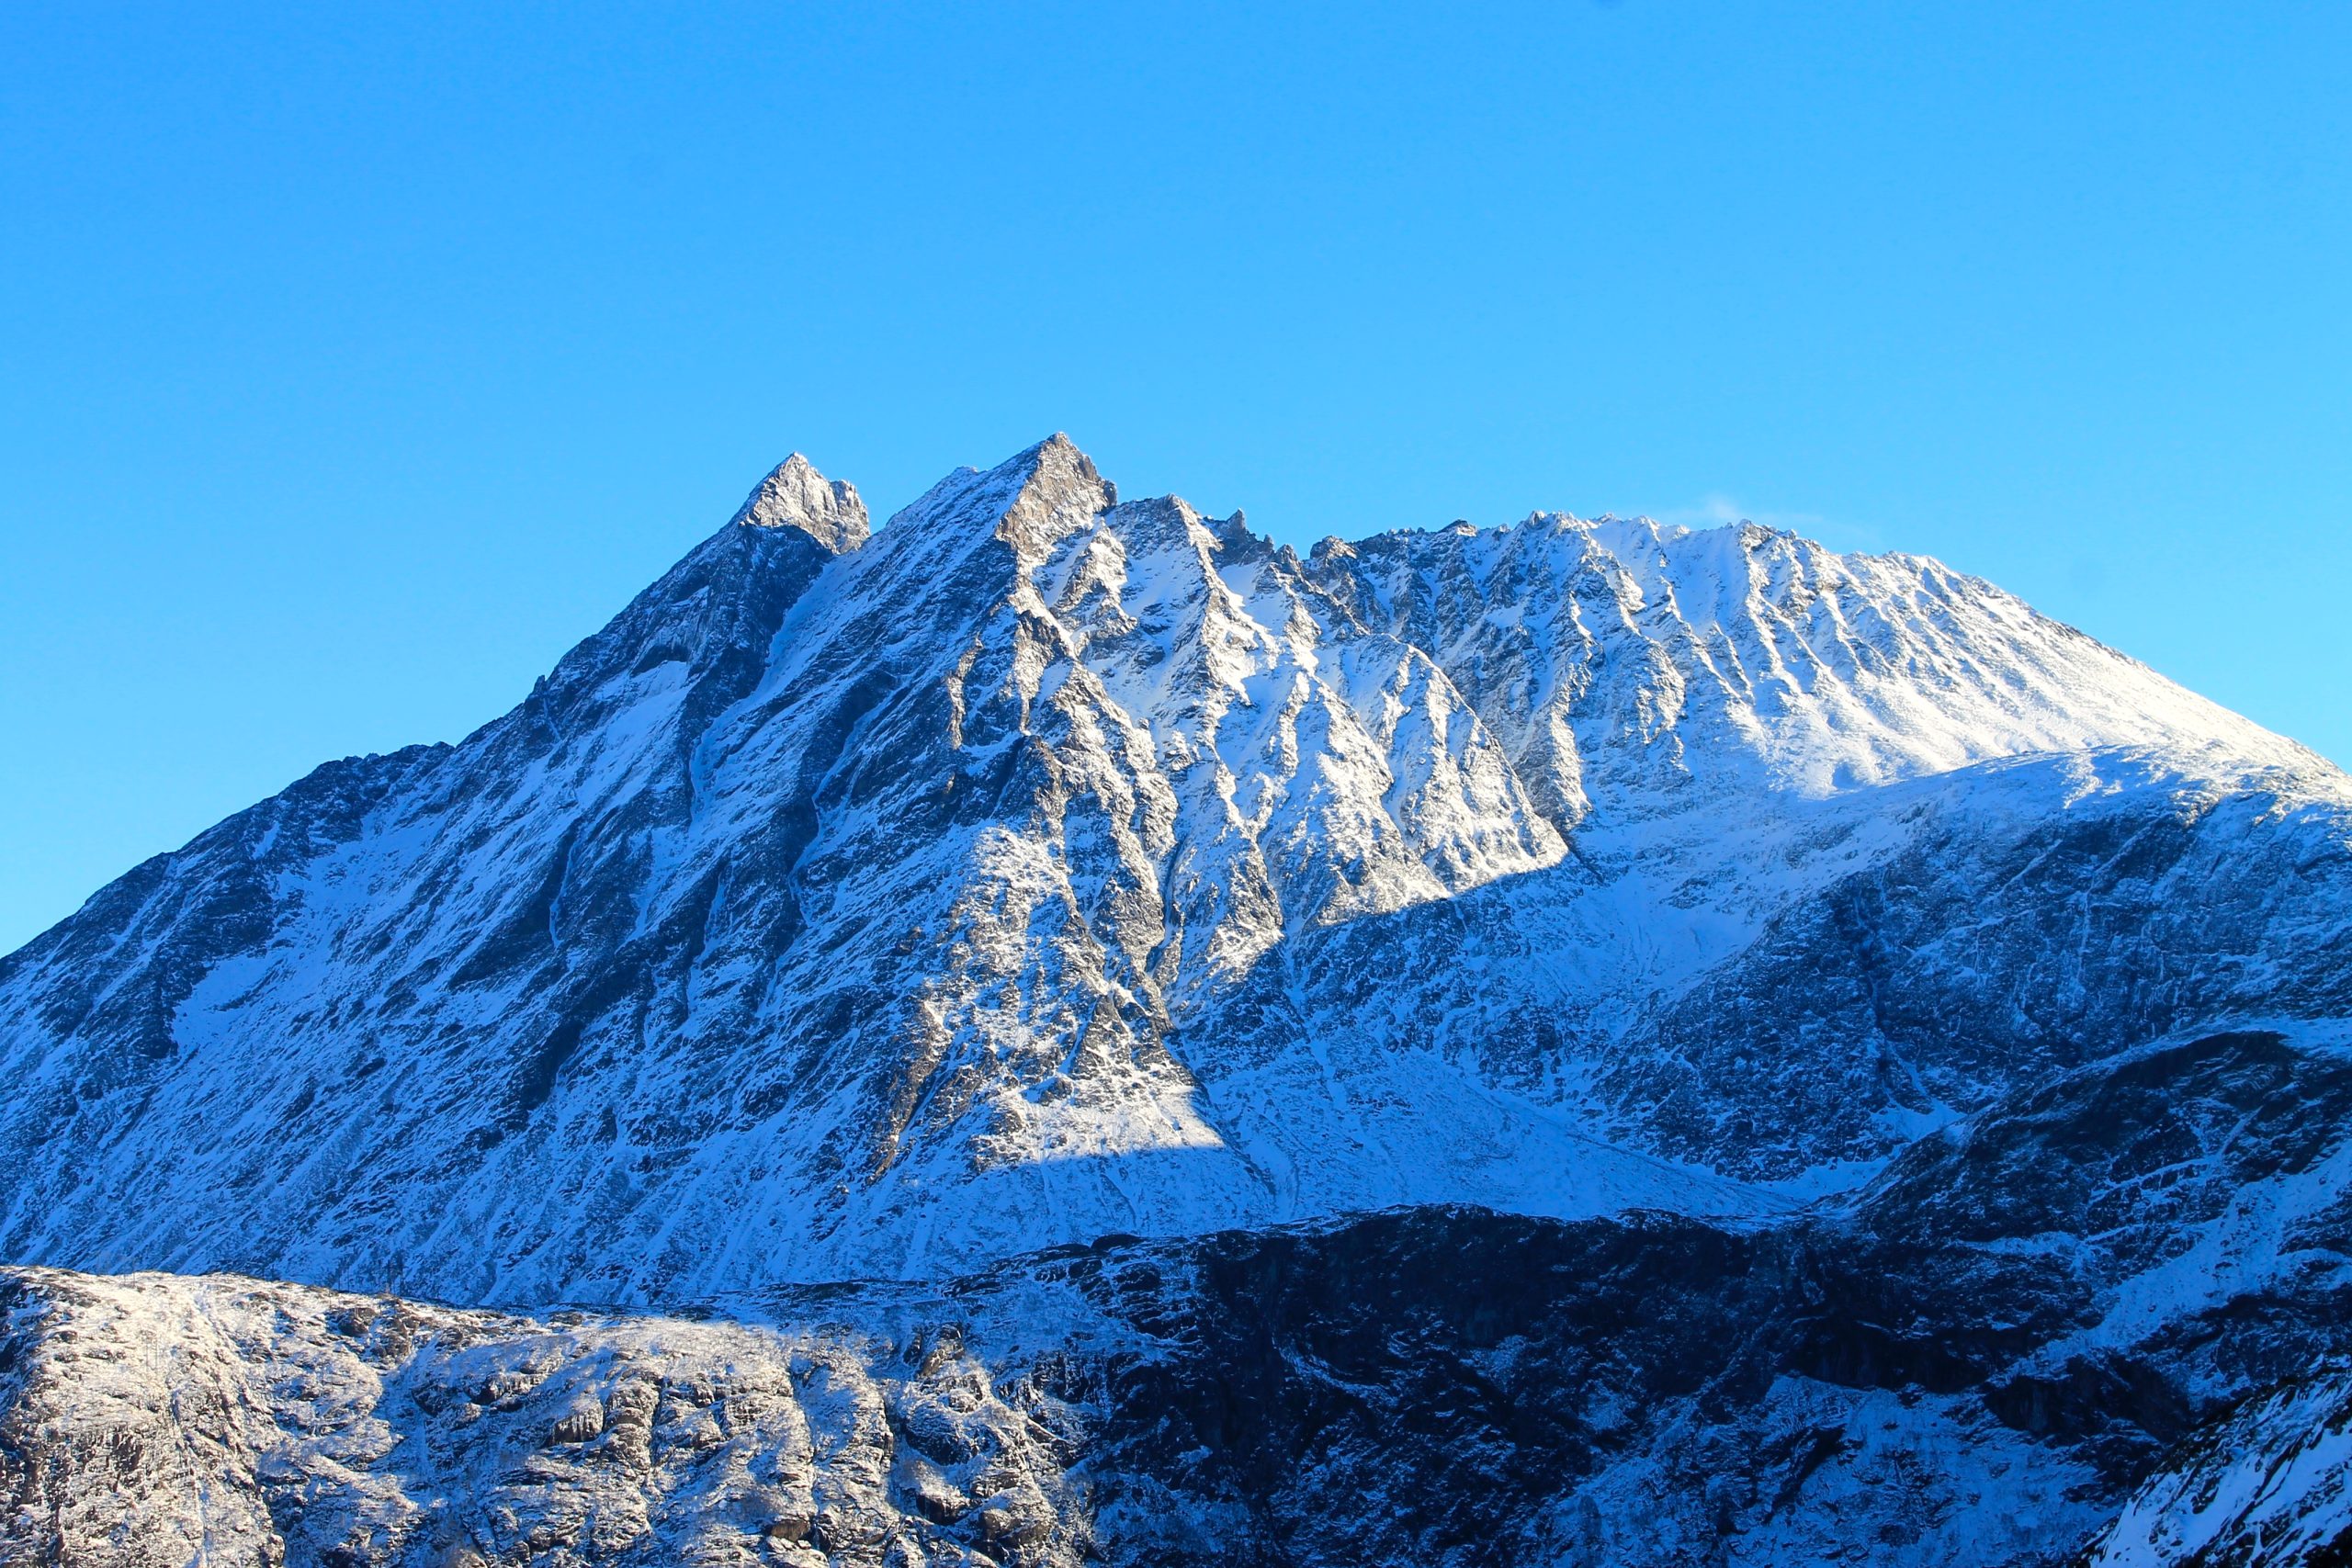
left=0, top=1267, right=1096, bottom=1568
left=2083, top=1372, right=2352, bottom=1566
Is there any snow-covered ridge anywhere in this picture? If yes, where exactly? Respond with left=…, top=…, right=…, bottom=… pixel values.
left=1310, top=506, right=2329, bottom=830
left=0, top=435, right=2346, bottom=1303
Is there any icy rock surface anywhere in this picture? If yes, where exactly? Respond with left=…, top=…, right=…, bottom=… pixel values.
left=2, top=437, right=2348, bottom=1305
left=8, top=1027, right=2352, bottom=1568
left=2085, top=1371, right=2352, bottom=1566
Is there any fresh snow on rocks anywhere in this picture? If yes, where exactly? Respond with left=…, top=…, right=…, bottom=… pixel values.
left=13, top=1025, right=2352, bottom=1567
left=0, top=437, right=2345, bottom=1308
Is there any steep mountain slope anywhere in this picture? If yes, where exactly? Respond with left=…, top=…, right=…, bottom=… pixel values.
left=10, top=1026, right=2351, bottom=1568
left=1, top=437, right=2346, bottom=1306
left=2085, top=1371, right=2352, bottom=1566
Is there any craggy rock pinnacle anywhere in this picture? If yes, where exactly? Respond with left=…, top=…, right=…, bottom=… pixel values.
left=732, top=452, right=871, bottom=553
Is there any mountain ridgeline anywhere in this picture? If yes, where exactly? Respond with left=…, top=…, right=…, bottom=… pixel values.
left=3, top=437, right=2350, bottom=1567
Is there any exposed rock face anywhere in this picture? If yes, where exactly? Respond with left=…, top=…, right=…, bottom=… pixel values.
left=732, top=453, right=870, bottom=552
left=7, top=1028, right=2350, bottom=1567
left=0, top=1266, right=1096, bottom=1568
left=1, top=438, right=2348, bottom=1564
left=2084, top=1371, right=2352, bottom=1566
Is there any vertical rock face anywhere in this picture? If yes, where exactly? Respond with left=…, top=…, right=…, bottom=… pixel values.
left=732, top=452, right=870, bottom=551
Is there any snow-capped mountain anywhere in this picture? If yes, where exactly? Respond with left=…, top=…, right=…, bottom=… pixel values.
left=1, top=436, right=2345, bottom=1305
left=4, top=436, right=2350, bottom=1567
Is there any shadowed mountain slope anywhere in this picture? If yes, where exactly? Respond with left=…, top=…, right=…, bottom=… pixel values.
left=9, top=1027, right=2352, bottom=1567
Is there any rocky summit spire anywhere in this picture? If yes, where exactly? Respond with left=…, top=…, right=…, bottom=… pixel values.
left=990, top=433, right=1115, bottom=558
left=875, top=433, right=1118, bottom=570
left=730, top=453, right=869, bottom=553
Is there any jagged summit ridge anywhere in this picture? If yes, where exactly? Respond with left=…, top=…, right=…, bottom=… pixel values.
left=870, top=432, right=1117, bottom=563
left=0, top=437, right=2346, bottom=1304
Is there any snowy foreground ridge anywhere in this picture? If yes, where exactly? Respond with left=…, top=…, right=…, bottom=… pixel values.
left=4, top=436, right=2351, bottom=1566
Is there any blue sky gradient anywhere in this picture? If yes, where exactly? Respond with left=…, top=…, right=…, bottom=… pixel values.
left=3, top=2, right=2347, bottom=951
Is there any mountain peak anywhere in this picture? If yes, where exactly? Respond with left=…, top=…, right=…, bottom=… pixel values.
left=994, top=433, right=1115, bottom=556
left=730, top=453, right=869, bottom=553
left=884, top=434, right=1118, bottom=564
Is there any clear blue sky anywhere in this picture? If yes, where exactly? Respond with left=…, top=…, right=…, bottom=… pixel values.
left=3, top=3, right=2347, bottom=953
